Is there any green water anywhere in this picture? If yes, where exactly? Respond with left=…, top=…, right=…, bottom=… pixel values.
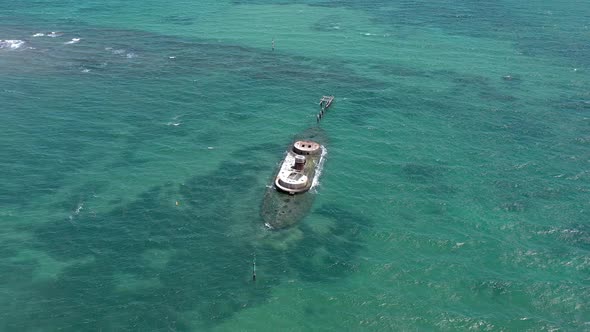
left=1, top=0, right=589, bottom=330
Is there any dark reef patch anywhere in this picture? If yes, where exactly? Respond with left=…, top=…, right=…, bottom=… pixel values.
left=401, top=162, right=446, bottom=183
left=10, top=141, right=372, bottom=331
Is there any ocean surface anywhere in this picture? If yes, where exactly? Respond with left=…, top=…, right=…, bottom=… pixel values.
left=1, top=1, right=589, bottom=330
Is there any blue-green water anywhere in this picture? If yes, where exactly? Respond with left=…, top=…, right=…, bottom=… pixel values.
left=1, top=1, right=589, bottom=330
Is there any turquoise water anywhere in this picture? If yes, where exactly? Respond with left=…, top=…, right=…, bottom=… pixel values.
left=1, top=1, right=589, bottom=330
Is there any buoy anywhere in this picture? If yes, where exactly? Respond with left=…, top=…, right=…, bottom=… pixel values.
left=175, top=201, right=179, bottom=206
left=252, top=255, right=257, bottom=281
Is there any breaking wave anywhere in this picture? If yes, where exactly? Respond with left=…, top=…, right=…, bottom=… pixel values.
left=65, top=38, right=81, bottom=45
left=0, top=40, right=25, bottom=49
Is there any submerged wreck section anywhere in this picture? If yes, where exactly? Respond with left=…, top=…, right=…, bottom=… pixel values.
left=261, top=127, right=327, bottom=230
left=261, top=187, right=315, bottom=230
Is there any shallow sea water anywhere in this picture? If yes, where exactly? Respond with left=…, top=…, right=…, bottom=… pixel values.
left=1, top=0, right=589, bottom=330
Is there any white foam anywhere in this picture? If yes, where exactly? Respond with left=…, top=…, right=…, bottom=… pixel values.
left=81, top=68, right=91, bottom=73
left=74, top=202, right=84, bottom=214
left=107, top=48, right=137, bottom=58
left=0, top=40, right=25, bottom=49
left=65, top=38, right=81, bottom=45
left=47, top=31, right=62, bottom=38
left=68, top=202, right=84, bottom=221
left=32, top=32, right=45, bottom=37
left=310, top=146, right=327, bottom=190
left=169, top=56, right=176, bottom=59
